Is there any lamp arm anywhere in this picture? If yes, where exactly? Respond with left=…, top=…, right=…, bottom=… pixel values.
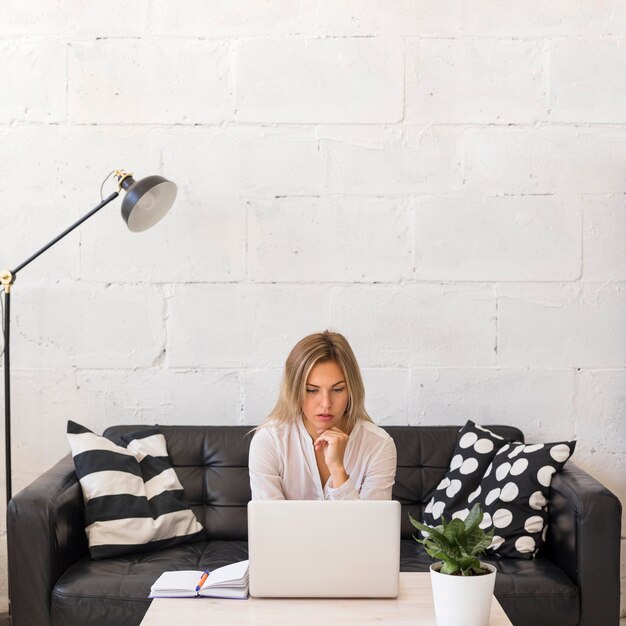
left=1, top=189, right=118, bottom=504
left=7, top=191, right=119, bottom=280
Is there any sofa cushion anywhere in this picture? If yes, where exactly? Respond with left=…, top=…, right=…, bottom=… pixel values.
left=52, top=539, right=579, bottom=626
left=67, top=421, right=205, bottom=559
left=400, top=541, right=579, bottom=626
left=51, top=540, right=249, bottom=626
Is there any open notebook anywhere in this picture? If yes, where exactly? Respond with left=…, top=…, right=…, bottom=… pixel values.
left=149, top=560, right=249, bottom=599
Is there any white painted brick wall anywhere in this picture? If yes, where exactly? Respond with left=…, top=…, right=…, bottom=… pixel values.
left=405, top=39, right=546, bottom=124
left=10, top=283, right=164, bottom=369
left=557, top=129, right=626, bottom=194
left=0, top=1, right=625, bottom=617
left=549, top=39, right=626, bottom=123
left=247, top=197, right=413, bottom=282
left=241, top=368, right=284, bottom=426
left=235, top=38, right=404, bottom=123
left=0, top=1, right=150, bottom=38
left=462, top=127, right=565, bottom=195
left=168, top=284, right=333, bottom=369
left=331, top=285, right=496, bottom=367
left=459, top=0, right=626, bottom=37
left=322, top=125, right=464, bottom=195
left=79, top=196, right=247, bottom=283
left=147, top=0, right=320, bottom=38
left=0, top=39, right=66, bottom=123
left=379, top=0, right=464, bottom=36
left=583, top=194, right=626, bottom=281
left=409, top=368, right=576, bottom=437
left=161, top=126, right=324, bottom=198
left=69, top=39, right=233, bottom=124
left=413, top=194, right=582, bottom=281
left=497, top=283, right=626, bottom=368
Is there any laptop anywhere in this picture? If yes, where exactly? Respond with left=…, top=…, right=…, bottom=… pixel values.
left=247, top=500, right=401, bottom=598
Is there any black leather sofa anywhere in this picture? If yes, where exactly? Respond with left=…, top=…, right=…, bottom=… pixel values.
left=7, top=425, right=622, bottom=626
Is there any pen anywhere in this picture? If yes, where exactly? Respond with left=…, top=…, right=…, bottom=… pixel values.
left=195, top=570, right=210, bottom=592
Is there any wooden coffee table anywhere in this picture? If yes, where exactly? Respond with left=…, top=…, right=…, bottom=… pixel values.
left=140, top=572, right=513, bottom=625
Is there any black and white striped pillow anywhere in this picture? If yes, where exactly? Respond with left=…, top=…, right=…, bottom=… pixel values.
left=67, top=420, right=205, bottom=559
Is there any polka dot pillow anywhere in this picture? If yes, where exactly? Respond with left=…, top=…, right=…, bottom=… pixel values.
left=423, top=420, right=511, bottom=527
left=464, top=439, right=576, bottom=558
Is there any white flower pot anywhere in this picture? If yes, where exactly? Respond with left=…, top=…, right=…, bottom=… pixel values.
left=429, top=562, right=497, bottom=626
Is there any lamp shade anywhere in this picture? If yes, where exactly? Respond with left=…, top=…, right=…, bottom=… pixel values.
left=120, top=175, right=177, bottom=232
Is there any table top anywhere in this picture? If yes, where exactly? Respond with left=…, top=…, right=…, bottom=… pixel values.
left=140, top=572, right=513, bottom=626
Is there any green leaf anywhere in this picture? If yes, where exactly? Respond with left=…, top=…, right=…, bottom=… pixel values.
left=465, top=526, right=493, bottom=555
left=470, top=563, right=486, bottom=575
left=464, top=503, right=483, bottom=533
left=456, top=555, right=481, bottom=574
left=409, top=515, right=454, bottom=553
left=408, top=513, right=440, bottom=535
left=442, top=518, right=466, bottom=543
left=440, top=561, right=460, bottom=575
left=408, top=504, right=495, bottom=576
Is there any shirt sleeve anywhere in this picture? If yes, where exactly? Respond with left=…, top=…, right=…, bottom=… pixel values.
left=248, top=427, right=286, bottom=500
left=326, top=476, right=360, bottom=501
left=327, top=435, right=397, bottom=501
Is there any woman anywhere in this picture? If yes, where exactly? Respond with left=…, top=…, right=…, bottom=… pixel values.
left=249, top=330, right=397, bottom=500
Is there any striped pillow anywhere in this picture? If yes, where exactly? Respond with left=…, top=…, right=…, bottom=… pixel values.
left=67, top=420, right=205, bottom=559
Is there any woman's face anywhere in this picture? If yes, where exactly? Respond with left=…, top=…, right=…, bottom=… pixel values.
left=301, top=360, right=350, bottom=436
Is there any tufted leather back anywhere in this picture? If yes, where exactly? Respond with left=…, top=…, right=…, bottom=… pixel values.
left=103, top=424, right=523, bottom=540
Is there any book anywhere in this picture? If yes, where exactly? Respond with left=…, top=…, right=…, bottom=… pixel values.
left=149, top=560, right=249, bottom=599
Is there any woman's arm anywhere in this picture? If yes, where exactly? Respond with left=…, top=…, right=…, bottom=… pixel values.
left=248, top=427, right=286, bottom=500
left=327, top=436, right=397, bottom=501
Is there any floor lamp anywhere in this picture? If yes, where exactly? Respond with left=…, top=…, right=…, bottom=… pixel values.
left=0, top=169, right=177, bottom=504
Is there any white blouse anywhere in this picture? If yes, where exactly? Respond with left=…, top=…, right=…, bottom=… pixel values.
left=248, top=418, right=397, bottom=501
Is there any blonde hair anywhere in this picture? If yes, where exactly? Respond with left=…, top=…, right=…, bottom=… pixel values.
left=260, top=330, right=373, bottom=431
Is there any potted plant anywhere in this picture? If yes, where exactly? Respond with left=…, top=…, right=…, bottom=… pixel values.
left=409, top=503, right=497, bottom=626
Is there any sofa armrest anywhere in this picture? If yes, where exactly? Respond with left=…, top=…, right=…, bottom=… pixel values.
left=544, top=462, right=622, bottom=626
left=7, top=454, right=87, bottom=626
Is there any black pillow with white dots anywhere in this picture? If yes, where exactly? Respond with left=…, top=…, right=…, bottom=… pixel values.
left=468, top=439, right=576, bottom=558
left=422, top=420, right=576, bottom=560
left=422, top=420, right=511, bottom=527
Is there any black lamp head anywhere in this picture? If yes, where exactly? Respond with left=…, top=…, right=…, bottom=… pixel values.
left=116, top=171, right=177, bottom=232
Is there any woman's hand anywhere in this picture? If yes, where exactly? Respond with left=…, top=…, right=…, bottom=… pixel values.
left=314, top=427, right=350, bottom=487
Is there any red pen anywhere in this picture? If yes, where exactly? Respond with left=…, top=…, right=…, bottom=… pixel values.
left=195, top=571, right=210, bottom=592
